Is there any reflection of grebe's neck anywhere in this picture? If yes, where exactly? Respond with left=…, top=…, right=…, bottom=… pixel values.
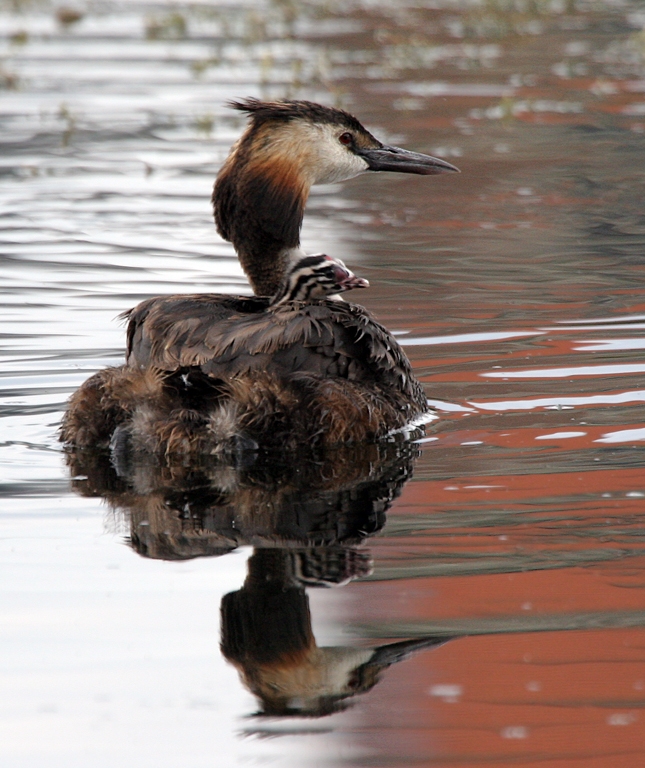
left=220, top=549, right=453, bottom=717
left=220, top=548, right=375, bottom=716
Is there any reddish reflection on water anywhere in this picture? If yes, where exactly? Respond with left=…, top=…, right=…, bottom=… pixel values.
left=332, top=3, right=645, bottom=763
left=348, top=453, right=645, bottom=764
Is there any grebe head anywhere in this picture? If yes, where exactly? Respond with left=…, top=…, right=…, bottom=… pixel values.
left=272, top=254, right=369, bottom=306
left=223, top=98, right=460, bottom=184
left=213, top=99, right=459, bottom=296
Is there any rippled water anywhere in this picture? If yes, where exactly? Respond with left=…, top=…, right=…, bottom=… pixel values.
left=2, top=1, right=645, bottom=766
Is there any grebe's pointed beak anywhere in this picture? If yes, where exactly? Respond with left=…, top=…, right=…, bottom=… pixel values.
left=356, top=145, right=460, bottom=175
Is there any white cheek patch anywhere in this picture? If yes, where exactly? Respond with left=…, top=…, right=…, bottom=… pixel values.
left=287, top=122, right=368, bottom=185
left=313, top=124, right=370, bottom=184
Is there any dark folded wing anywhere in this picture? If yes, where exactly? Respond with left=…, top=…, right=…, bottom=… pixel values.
left=124, top=294, right=422, bottom=401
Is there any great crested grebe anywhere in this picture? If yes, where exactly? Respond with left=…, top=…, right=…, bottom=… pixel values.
left=61, top=99, right=458, bottom=456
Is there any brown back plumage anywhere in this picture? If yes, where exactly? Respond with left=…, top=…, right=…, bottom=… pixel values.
left=61, top=292, right=426, bottom=455
left=124, top=294, right=420, bottom=401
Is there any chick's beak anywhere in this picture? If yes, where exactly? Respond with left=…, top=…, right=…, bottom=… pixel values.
left=344, top=274, right=369, bottom=290
left=331, top=262, right=369, bottom=292
left=356, top=145, right=460, bottom=175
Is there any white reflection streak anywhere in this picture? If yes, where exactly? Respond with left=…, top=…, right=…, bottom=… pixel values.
left=553, top=314, right=645, bottom=324
left=426, top=399, right=476, bottom=413
left=469, top=390, right=645, bottom=412
left=482, top=364, right=645, bottom=378
left=543, top=325, right=645, bottom=331
left=595, top=428, right=645, bottom=444
left=573, top=339, right=645, bottom=352
left=535, top=431, right=587, bottom=440
left=401, top=331, right=540, bottom=346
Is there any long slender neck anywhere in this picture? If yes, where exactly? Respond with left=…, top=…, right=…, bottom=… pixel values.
left=212, top=132, right=312, bottom=297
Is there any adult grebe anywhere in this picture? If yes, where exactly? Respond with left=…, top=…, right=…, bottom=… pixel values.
left=61, top=100, right=458, bottom=456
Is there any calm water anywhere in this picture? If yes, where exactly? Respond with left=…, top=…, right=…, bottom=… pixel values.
left=2, top=1, right=645, bottom=766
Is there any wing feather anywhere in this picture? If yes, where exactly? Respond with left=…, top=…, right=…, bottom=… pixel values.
left=125, top=294, right=424, bottom=405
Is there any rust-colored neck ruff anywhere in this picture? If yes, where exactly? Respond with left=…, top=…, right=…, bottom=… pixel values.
left=213, top=124, right=311, bottom=296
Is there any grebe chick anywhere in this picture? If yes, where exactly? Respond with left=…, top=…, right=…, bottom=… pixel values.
left=61, top=100, right=459, bottom=456
left=272, top=253, right=368, bottom=305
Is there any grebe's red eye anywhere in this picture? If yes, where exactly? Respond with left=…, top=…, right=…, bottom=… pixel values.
left=338, top=132, right=353, bottom=146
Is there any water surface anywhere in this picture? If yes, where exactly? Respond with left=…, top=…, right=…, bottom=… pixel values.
left=2, top=1, right=645, bottom=766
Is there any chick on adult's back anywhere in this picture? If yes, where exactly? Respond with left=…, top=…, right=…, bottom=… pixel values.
left=61, top=100, right=459, bottom=457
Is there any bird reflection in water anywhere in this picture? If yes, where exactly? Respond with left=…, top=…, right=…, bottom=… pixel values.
left=66, top=441, right=451, bottom=717
left=221, top=547, right=449, bottom=717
